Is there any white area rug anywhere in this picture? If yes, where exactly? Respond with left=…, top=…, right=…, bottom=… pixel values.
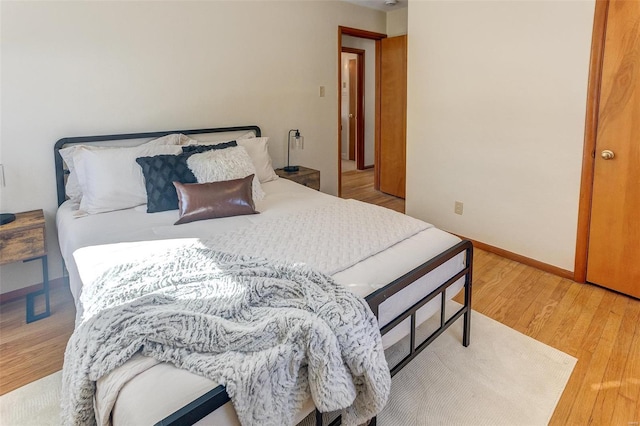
left=0, top=309, right=575, bottom=426
left=379, top=308, right=576, bottom=425
left=0, top=370, right=61, bottom=425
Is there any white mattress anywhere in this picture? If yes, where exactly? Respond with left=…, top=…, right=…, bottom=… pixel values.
left=58, top=178, right=465, bottom=425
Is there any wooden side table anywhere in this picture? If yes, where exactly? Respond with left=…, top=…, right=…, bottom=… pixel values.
left=0, top=210, right=50, bottom=323
left=275, top=166, right=320, bottom=191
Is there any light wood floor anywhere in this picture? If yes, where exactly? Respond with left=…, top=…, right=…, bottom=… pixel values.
left=1, top=179, right=638, bottom=423
left=0, top=284, right=75, bottom=395
left=341, top=168, right=405, bottom=213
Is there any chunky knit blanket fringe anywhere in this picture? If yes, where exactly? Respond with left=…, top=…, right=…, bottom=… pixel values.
left=61, top=241, right=391, bottom=426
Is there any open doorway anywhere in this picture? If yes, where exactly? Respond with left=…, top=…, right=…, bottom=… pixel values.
left=340, top=48, right=365, bottom=172
left=337, top=26, right=385, bottom=199
left=338, top=26, right=406, bottom=213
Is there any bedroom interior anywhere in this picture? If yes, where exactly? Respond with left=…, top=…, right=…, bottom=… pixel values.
left=1, top=0, right=639, bottom=425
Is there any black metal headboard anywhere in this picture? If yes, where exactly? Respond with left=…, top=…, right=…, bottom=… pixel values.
left=54, top=125, right=261, bottom=207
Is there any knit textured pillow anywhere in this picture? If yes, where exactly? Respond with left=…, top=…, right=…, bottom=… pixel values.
left=136, top=153, right=197, bottom=213
left=187, top=146, right=265, bottom=201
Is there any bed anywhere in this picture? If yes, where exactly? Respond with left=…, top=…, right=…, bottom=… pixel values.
left=54, top=125, right=473, bottom=426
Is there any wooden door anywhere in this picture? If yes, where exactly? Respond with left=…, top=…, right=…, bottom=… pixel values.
left=348, top=59, right=357, bottom=161
left=379, top=35, right=407, bottom=199
left=586, top=0, right=640, bottom=298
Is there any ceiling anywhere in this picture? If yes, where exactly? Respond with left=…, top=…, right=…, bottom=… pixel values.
left=343, top=0, right=407, bottom=12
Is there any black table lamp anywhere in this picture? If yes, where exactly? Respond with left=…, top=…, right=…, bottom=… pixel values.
left=283, top=129, right=304, bottom=172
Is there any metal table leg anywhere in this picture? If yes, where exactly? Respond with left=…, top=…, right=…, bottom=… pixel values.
left=25, top=255, right=50, bottom=323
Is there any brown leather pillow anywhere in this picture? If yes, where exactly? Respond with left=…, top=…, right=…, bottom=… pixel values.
left=173, top=174, right=258, bottom=225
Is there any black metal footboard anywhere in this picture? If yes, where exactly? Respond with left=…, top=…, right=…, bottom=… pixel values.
left=156, top=240, right=473, bottom=426
left=367, top=239, right=473, bottom=375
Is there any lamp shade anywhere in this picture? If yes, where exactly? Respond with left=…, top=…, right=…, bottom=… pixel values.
left=284, top=129, right=304, bottom=172
left=292, top=133, right=304, bottom=150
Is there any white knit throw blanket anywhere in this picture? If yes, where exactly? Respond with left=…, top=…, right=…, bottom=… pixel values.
left=61, top=241, right=391, bottom=426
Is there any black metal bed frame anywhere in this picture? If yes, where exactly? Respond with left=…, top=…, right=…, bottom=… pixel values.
left=54, top=125, right=473, bottom=426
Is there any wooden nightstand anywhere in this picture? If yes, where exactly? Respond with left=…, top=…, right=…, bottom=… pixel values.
left=275, top=166, right=320, bottom=191
left=0, top=210, right=50, bottom=323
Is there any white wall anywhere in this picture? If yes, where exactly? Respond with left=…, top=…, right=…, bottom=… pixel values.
left=342, top=35, right=376, bottom=167
left=0, top=1, right=386, bottom=292
left=387, top=7, right=408, bottom=36
left=406, top=0, right=595, bottom=271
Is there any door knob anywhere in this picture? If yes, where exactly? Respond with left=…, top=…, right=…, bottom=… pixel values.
left=601, top=150, right=615, bottom=160
left=349, top=113, right=354, bottom=119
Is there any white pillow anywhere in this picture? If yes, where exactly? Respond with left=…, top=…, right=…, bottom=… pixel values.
left=182, top=130, right=256, bottom=145
left=235, top=130, right=257, bottom=140
left=59, top=133, right=186, bottom=204
left=59, top=146, right=97, bottom=203
left=184, top=135, right=276, bottom=183
left=236, top=137, right=278, bottom=183
left=180, top=135, right=199, bottom=145
left=75, top=143, right=182, bottom=214
left=187, top=146, right=265, bottom=201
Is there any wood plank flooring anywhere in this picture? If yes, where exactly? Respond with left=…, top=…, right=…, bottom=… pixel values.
left=462, top=251, right=640, bottom=424
left=0, top=284, right=75, bottom=395
left=1, top=174, right=638, bottom=423
left=341, top=169, right=405, bottom=213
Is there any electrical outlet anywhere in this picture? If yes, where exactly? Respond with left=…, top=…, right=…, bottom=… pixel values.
left=319, top=86, right=326, bottom=97
left=454, top=201, right=464, bottom=215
